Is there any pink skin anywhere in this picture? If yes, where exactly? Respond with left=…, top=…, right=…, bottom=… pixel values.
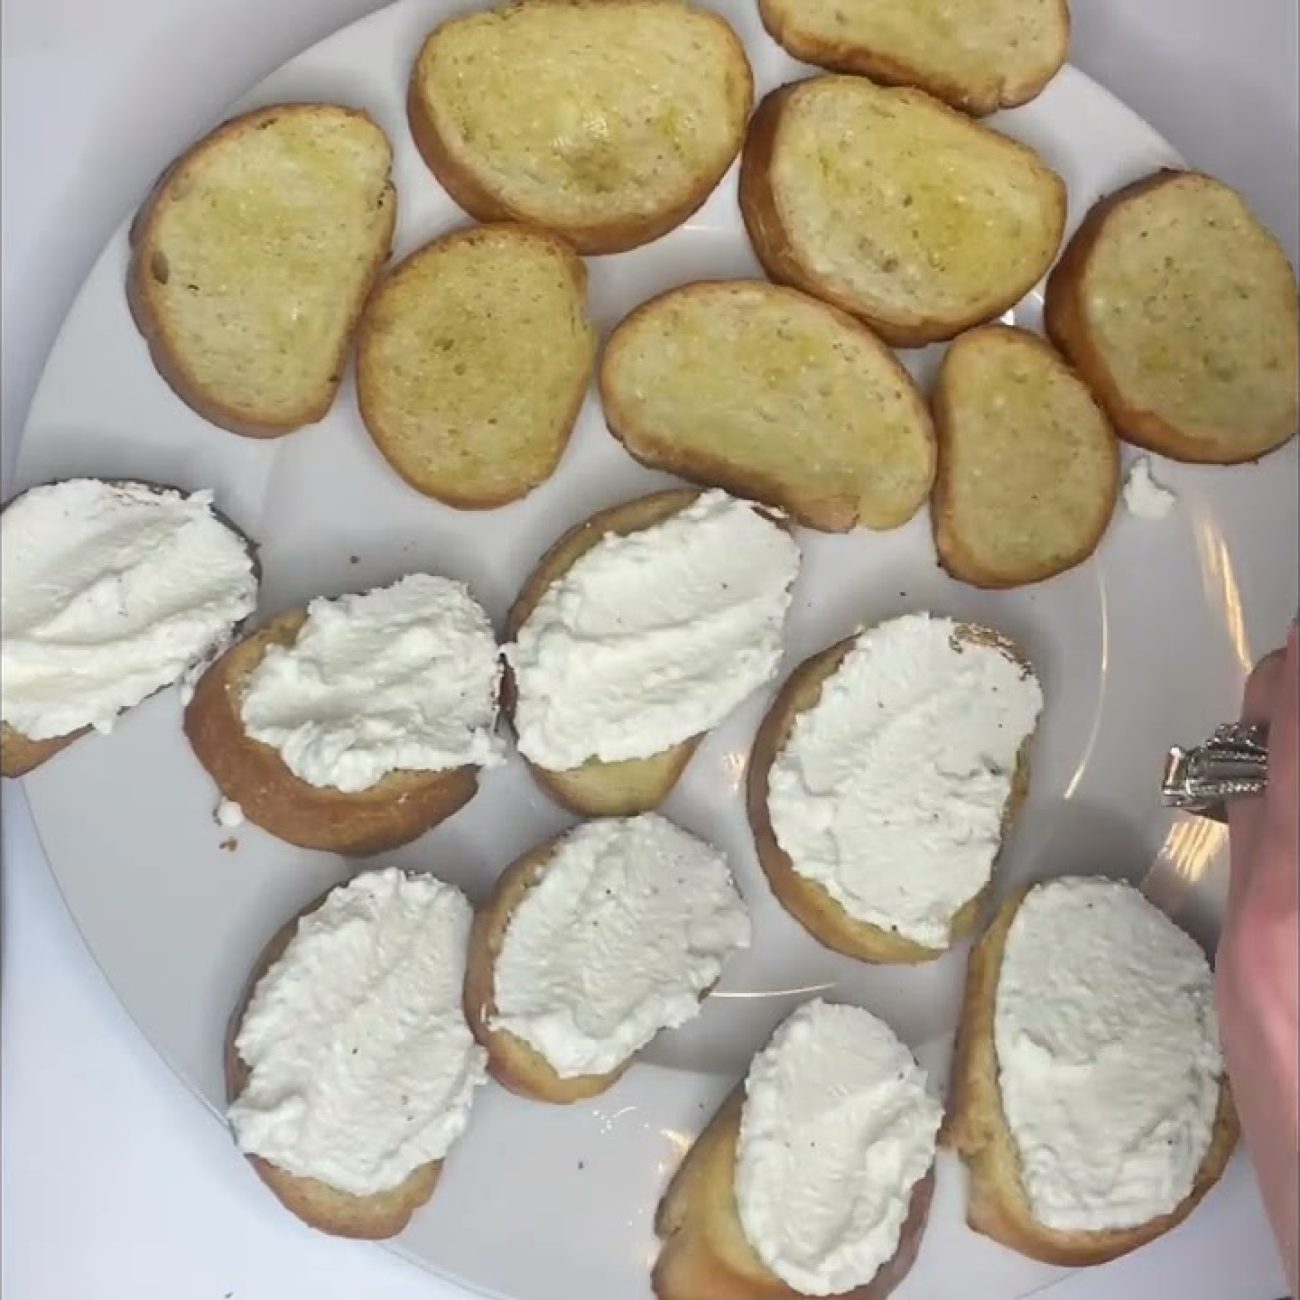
left=1221, top=623, right=1299, bottom=1297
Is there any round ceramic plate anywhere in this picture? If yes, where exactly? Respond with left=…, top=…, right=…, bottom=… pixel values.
left=14, top=1, right=1299, bottom=1297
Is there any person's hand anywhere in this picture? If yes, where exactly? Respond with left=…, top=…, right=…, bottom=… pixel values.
left=1220, top=622, right=1298, bottom=1296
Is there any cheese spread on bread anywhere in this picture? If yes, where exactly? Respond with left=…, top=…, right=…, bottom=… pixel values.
left=767, top=614, right=1041, bottom=947
left=1123, top=456, right=1177, bottom=520
left=239, top=575, right=504, bottom=793
left=736, top=999, right=941, bottom=1295
left=490, top=815, right=750, bottom=1077
left=506, top=490, right=799, bottom=770
left=995, top=877, right=1222, bottom=1232
left=1, top=479, right=256, bottom=741
left=229, top=868, right=487, bottom=1196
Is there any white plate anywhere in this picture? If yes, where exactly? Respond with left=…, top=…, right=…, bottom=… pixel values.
left=14, top=1, right=1299, bottom=1296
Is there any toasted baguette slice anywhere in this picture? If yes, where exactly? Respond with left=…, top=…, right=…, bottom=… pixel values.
left=184, top=610, right=480, bottom=855
left=408, top=0, right=752, bottom=255
left=654, top=1089, right=935, bottom=1300
left=464, top=824, right=739, bottom=1103
left=740, top=76, right=1066, bottom=347
left=600, top=281, right=935, bottom=531
left=128, top=104, right=396, bottom=437
left=758, top=0, right=1069, bottom=116
left=1, top=479, right=259, bottom=779
left=933, top=325, right=1119, bottom=588
left=747, top=624, right=1033, bottom=964
left=502, top=490, right=704, bottom=816
left=944, top=883, right=1240, bottom=1266
left=1045, top=170, right=1300, bottom=463
left=356, top=224, right=595, bottom=509
left=464, top=833, right=627, bottom=1103
left=225, top=891, right=443, bottom=1238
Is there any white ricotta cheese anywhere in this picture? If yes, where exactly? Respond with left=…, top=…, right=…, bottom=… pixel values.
left=995, top=876, right=1223, bottom=1232
left=489, top=815, right=750, bottom=1078
left=735, top=999, right=941, bottom=1296
left=239, top=574, right=505, bottom=794
left=0, top=478, right=257, bottom=740
left=228, top=868, right=488, bottom=1197
left=504, top=490, right=800, bottom=771
left=767, top=614, right=1042, bottom=948
left=215, top=798, right=245, bottom=828
left=1123, top=456, right=1177, bottom=520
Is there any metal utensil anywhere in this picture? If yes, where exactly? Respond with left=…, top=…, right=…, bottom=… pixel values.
left=1161, top=722, right=1270, bottom=823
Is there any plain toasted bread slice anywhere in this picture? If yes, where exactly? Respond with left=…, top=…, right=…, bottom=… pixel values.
left=1045, top=170, right=1299, bottom=463
left=740, top=76, right=1066, bottom=347
left=758, top=0, right=1069, bottom=116
left=408, top=0, right=752, bottom=255
left=1, top=479, right=259, bottom=779
left=747, top=625, right=1033, bottom=964
left=128, top=104, right=396, bottom=438
left=184, top=610, right=480, bottom=855
left=225, top=888, right=443, bottom=1239
left=600, top=281, right=935, bottom=531
left=356, top=224, right=595, bottom=509
left=933, top=325, right=1119, bottom=588
left=943, top=884, right=1240, bottom=1266
left=502, top=490, right=704, bottom=816
left=654, top=1089, right=935, bottom=1300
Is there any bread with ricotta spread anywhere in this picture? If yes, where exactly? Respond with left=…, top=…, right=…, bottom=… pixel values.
left=747, top=617, right=1039, bottom=963
left=407, top=0, right=752, bottom=254
left=464, top=816, right=750, bottom=1103
left=932, top=324, right=1120, bottom=588
left=944, top=878, right=1239, bottom=1265
left=739, top=75, right=1066, bottom=347
left=356, top=223, right=596, bottom=508
left=226, top=870, right=486, bottom=1238
left=1045, top=170, right=1299, bottom=463
left=503, top=489, right=798, bottom=817
left=184, top=577, right=503, bottom=855
left=757, top=0, right=1070, bottom=116
left=128, top=103, right=396, bottom=437
left=654, top=1001, right=938, bottom=1299
left=1, top=478, right=260, bottom=779
left=599, top=281, right=935, bottom=531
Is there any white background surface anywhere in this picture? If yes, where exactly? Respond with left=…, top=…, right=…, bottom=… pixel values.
left=1, top=2, right=1295, bottom=1298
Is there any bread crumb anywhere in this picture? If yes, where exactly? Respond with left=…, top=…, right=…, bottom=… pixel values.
left=219, top=837, right=239, bottom=853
